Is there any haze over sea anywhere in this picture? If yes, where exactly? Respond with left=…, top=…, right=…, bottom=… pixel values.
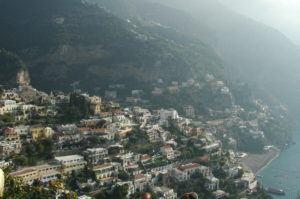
left=258, top=130, right=300, bottom=199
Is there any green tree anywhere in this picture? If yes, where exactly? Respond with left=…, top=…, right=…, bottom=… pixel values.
left=118, top=170, right=130, bottom=181
left=111, top=185, right=129, bottom=199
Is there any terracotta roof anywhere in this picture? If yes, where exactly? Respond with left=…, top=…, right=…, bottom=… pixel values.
left=4, top=128, right=15, bottom=134
left=100, top=177, right=114, bottom=182
left=113, top=109, right=124, bottom=114
left=79, top=128, right=90, bottom=133
left=93, top=163, right=112, bottom=170
left=140, top=155, right=151, bottom=161
left=179, top=163, right=200, bottom=171
left=163, top=145, right=172, bottom=149
left=127, top=163, right=138, bottom=168
left=199, top=155, right=209, bottom=161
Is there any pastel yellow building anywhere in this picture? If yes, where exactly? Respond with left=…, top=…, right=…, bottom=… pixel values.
left=89, top=96, right=102, bottom=115
left=30, top=127, right=54, bottom=141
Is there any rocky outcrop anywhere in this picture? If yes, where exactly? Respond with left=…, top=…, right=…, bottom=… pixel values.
left=16, top=68, right=30, bottom=86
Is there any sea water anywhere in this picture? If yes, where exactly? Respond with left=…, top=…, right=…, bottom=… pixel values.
left=258, top=131, right=300, bottom=199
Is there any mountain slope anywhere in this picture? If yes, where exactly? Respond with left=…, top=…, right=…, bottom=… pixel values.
left=0, top=0, right=225, bottom=92
left=151, top=0, right=300, bottom=116
left=93, top=0, right=300, bottom=116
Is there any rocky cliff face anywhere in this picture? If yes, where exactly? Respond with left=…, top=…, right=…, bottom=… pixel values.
left=16, top=69, right=30, bottom=86
left=0, top=49, right=27, bottom=86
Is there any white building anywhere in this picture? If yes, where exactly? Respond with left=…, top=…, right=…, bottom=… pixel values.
left=160, top=109, right=179, bottom=121
left=171, top=168, right=189, bottom=182
left=0, top=100, right=20, bottom=115
left=178, top=163, right=211, bottom=178
left=92, top=163, right=118, bottom=180
left=153, top=186, right=177, bottom=199
left=206, top=176, right=220, bottom=191
left=133, top=174, right=150, bottom=191
left=83, top=147, right=108, bottom=165
left=213, top=190, right=228, bottom=199
left=78, top=195, right=92, bottom=199
left=14, top=125, right=30, bottom=135
left=0, top=140, right=22, bottom=159
left=203, top=142, right=221, bottom=153
left=160, top=146, right=175, bottom=160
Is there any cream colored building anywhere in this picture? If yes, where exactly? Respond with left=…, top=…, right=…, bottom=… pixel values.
left=55, top=155, right=87, bottom=174
left=0, top=100, right=20, bottom=115
left=0, top=141, right=22, bottom=159
left=89, top=96, right=102, bottom=115
left=10, top=164, right=62, bottom=185
left=160, top=146, right=175, bottom=160
left=92, top=163, right=117, bottom=180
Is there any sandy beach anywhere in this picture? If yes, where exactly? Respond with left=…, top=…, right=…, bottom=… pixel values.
left=241, top=148, right=280, bottom=174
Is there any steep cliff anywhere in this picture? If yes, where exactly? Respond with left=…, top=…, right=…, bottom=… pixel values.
left=0, top=49, right=28, bottom=87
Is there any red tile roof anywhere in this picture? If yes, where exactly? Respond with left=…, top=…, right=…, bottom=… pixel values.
left=179, top=163, right=200, bottom=171
left=199, top=155, right=209, bottom=161
left=113, top=109, right=124, bottom=114
left=79, top=128, right=90, bottom=133
left=4, top=128, right=15, bottom=134
left=140, top=155, right=151, bottom=161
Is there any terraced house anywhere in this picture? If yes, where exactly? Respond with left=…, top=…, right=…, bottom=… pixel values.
left=83, top=147, right=108, bottom=165
left=55, top=155, right=87, bottom=174
left=10, top=164, right=62, bottom=185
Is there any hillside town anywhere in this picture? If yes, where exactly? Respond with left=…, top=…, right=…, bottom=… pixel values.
left=0, top=80, right=279, bottom=199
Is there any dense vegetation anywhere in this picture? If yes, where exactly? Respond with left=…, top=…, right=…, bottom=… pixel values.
left=0, top=49, right=26, bottom=86
left=60, top=92, right=91, bottom=122
left=14, top=138, right=55, bottom=167
left=0, top=0, right=225, bottom=93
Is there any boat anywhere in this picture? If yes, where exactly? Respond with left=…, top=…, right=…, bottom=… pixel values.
left=256, top=175, right=263, bottom=178
left=266, top=187, right=285, bottom=195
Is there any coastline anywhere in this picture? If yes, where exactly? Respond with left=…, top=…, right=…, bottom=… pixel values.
left=241, top=148, right=280, bottom=174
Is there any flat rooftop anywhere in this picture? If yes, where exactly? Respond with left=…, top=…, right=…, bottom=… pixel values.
left=55, top=154, right=84, bottom=162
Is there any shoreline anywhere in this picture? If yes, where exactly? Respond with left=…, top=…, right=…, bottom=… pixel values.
left=256, top=149, right=280, bottom=174
left=241, top=148, right=280, bottom=174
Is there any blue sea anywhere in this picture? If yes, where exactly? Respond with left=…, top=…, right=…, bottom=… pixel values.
left=258, top=131, right=300, bottom=199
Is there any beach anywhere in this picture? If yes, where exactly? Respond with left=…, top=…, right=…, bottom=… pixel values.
left=241, top=148, right=280, bottom=174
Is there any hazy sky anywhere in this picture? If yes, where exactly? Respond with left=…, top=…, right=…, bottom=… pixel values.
left=219, top=0, right=300, bottom=45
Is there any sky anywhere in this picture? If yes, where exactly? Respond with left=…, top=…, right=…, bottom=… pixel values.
left=219, top=0, right=300, bottom=45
